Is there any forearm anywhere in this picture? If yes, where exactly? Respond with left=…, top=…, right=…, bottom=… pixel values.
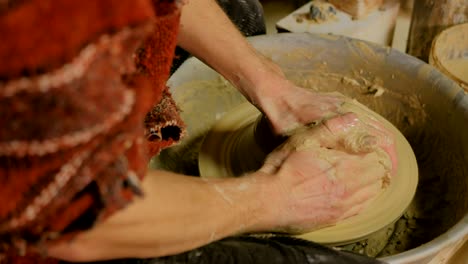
left=121, top=170, right=269, bottom=256
left=176, top=0, right=341, bottom=134
left=49, top=170, right=275, bottom=261
left=177, top=0, right=287, bottom=106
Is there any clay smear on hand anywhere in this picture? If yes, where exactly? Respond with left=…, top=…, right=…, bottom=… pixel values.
left=285, top=101, right=395, bottom=188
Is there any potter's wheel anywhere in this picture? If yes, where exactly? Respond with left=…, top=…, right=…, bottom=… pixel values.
left=199, top=101, right=418, bottom=245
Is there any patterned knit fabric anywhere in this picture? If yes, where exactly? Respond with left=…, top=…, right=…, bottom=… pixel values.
left=0, top=1, right=184, bottom=263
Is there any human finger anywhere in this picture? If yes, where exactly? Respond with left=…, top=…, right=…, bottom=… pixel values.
left=260, top=147, right=292, bottom=174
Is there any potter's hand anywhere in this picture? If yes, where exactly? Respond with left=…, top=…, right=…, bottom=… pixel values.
left=258, top=113, right=397, bottom=233
left=46, top=114, right=396, bottom=262
left=257, top=80, right=345, bottom=135
left=229, top=55, right=345, bottom=135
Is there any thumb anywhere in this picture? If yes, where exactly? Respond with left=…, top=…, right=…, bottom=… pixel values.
left=322, top=112, right=360, bottom=135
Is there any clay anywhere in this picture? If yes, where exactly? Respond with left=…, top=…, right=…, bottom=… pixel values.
left=163, top=32, right=468, bottom=260
left=159, top=68, right=426, bottom=256
left=295, top=0, right=337, bottom=24
left=281, top=97, right=394, bottom=182
left=198, top=99, right=418, bottom=245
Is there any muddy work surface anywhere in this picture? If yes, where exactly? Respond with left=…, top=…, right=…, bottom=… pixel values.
left=152, top=69, right=464, bottom=258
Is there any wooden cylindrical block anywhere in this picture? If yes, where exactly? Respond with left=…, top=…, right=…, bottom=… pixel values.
left=407, top=0, right=467, bottom=61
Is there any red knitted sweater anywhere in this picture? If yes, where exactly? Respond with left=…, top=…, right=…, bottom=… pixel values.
left=0, top=1, right=184, bottom=262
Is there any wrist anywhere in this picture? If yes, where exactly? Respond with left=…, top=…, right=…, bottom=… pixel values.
left=239, top=171, right=288, bottom=233
left=208, top=172, right=274, bottom=234
left=235, top=173, right=273, bottom=233
left=253, top=79, right=303, bottom=134
left=233, top=57, right=301, bottom=134
left=228, top=53, right=289, bottom=106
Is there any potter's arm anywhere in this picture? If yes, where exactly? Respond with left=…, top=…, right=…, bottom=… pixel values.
left=47, top=170, right=274, bottom=261
left=46, top=114, right=392, bottom=262
left=177, top=0, right=282, bottom=106
left=177, top=0, right=343, bottom=134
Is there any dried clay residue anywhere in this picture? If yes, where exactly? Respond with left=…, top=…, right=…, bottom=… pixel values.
left=295, top=0, right=337, bottom=24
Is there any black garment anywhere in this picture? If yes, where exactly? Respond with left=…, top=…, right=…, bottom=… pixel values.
left=81, top=236, right=386, bottom=264
left=216, top=0, right=266, bottom=37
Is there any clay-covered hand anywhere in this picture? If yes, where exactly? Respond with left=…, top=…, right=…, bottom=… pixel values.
left=257, top=112, right=397, bottom=233
left=231, top=54, right=344, bottom=135
left=261, top=83, right=345, bottom=135
left=251, top=73, right=345, bottom=135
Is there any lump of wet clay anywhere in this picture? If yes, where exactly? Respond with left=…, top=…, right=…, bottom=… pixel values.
left=276, top=112, right=393, bottom=187
left=200, top=99, right=417, bottom=246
